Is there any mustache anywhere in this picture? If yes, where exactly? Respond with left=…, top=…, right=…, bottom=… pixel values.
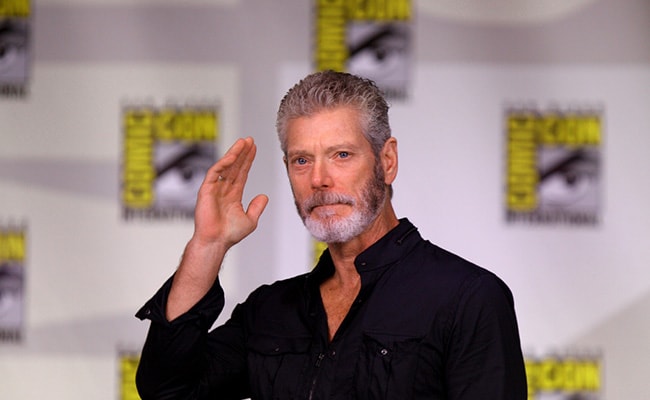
left=303, top=191, right=356, bottom=213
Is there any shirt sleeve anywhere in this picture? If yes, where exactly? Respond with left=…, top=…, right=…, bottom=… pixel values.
left=445, top=272, right=528, bottom=400
left=134, top=275, right=250, bottom=400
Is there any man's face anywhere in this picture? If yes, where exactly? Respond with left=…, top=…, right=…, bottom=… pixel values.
left=284, top=106, right=387, bottom=243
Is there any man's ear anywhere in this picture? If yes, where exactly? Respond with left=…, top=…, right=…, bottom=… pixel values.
left=381, top=137, right=398, bottom=185
left=282, top=155, right=288, bottom=170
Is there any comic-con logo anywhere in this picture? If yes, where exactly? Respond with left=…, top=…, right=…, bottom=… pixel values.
left=315, top=0, right=412, bottom=99
left=121, top=104, right=218, bottom=221
left=118, top=351, right=140, bottom=400
left=0, top=225, right=25, bottom=342
left=0, top=0, right=31, bottom=98
left=525, top=355, right=602, bottom=400
left=505, top=107, right=602, bottom=225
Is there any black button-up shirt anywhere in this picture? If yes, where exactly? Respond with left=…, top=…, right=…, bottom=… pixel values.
left=136, top=219, right=527, bottom=399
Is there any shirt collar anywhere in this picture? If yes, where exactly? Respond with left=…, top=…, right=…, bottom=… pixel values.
left=307, top=218, right=421, bottom=285
left=354, top=218, right=420, bottom=272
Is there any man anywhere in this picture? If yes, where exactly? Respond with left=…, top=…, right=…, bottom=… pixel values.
left=136, top=71, right=527, bottom=399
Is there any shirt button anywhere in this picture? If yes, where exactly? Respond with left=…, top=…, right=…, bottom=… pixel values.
left=380, top=348, right=389, bottom=356
left=274, top=347, right=280, bottom=352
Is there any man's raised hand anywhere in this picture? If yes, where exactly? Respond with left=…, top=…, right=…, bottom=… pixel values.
left=192, top=137, right=269, bottom=250
left=166, top=137, right=268, bottom=321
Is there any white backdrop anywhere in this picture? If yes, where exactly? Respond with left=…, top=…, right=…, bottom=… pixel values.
left=1, top=0, right=649, bottom=399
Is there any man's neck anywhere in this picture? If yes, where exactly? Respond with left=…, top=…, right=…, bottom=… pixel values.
left=327, top=203, right=399, bottom=284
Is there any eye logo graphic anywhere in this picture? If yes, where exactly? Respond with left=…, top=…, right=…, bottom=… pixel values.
left=505, top=107, right=602, bottom=226
left=0, top=226, right=25, bottom=343
left=314, top=0, right=412, bottom=100
left=0, top=0, right=31, bottom=98
left=121, top=104, right=219, bottom=221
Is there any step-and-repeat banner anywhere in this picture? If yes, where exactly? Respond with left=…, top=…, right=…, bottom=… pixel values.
left=2, top=1, right=649, bottom=399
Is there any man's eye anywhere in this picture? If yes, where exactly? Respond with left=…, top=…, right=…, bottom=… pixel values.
left=295, top=157, right=307, bottom=165
left=338, top=152, right=349, bottom=159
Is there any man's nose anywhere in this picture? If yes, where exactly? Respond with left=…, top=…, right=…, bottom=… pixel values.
left=310, top=159, right=333, bottom=189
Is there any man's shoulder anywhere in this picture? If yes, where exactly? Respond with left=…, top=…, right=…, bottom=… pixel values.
left=395, top=238, right=511, bottom=299
left=409, top=239, right=487, bottom=275
left=392, top=219, right=489, bottom=275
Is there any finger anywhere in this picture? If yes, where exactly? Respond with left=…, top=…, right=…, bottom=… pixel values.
left=203, top=138, right=249, bottom=184
left=231, top=138, right=257, bottom=185
left=224, top=137, right=249, bottom=158
left=246, top=194, right=269, bottom=225
left=216, top=140, right=255, bottom=206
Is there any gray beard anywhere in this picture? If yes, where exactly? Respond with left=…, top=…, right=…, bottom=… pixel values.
left=304, top=203, right=372, bottom=243
left=296, top=166, right=386, bottom=244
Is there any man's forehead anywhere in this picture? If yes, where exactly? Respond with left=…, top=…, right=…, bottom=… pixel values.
left=285, top=125, right=369, bottom=152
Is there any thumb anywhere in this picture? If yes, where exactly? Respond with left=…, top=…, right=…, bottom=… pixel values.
left=246, top=194, right=269, bottom=224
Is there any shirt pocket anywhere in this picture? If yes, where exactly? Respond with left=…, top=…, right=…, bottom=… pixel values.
left=356, top=332, right=423, bottom=400
left=247, top=334, right=311, bottom=400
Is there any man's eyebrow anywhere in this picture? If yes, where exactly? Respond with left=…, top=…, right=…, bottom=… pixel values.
left=286, top=142, right=360, bottom=157
left=325, top=142, right=360, bottom=152
left=285, top=148, right=311, bottom=159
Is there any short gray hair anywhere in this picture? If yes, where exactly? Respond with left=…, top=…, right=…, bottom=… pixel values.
left=276, top=71, right=391, bottom=157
